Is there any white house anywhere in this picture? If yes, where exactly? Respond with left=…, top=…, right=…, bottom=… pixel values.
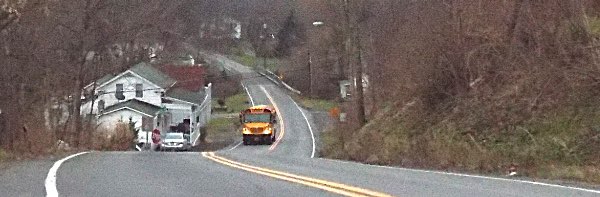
left=81, top=62, right=211, bottom=145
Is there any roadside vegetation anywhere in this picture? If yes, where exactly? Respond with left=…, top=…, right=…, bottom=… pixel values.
left=311, top=1, right=600, bottom=184
left=2, top=0, right=249, bottom=158
left=205, top=117, right=239, bottom=141
left=212, top=91, right=249, bottom=113
left=91, top=123, right=136, bottom=151
left=225, top=93, right=252, bottom=113
left=591, top=17, right=600, bottom=37
left=293, top=96, right=338, bottom=112
left=228, top=44, right=283, bottom=72
left=204, top=91, right=248, bottom=150
left=0, top=149, right=9, bottom=163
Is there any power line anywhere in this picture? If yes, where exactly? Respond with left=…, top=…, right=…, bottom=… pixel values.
left=87, top=66, right=312, bottom=96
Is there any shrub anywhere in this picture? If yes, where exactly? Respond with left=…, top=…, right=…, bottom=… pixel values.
left=91, top=123, right=135, bottom=151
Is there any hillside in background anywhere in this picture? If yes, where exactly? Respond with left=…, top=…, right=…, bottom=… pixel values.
left=299, top=0, right=600, bottom=183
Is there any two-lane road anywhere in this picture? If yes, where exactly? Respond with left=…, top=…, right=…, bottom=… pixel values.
left=2, top=53, right=599, bottom=196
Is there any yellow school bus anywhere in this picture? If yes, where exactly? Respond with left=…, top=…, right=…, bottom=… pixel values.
left=239, top=105, right=277, bottom=145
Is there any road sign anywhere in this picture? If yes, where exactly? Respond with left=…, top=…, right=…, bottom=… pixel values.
left=151, top=129, right=160, bottom=144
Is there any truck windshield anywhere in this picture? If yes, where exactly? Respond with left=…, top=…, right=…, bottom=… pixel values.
left=244, top=113, right=271, bottom=123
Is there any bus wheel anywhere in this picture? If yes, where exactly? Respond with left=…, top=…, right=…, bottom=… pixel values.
left=243, top=136, right=249, bottom=145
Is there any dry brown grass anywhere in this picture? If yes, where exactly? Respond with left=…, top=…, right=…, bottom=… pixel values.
left=317, top=0, right=600, bottom=184
left=321, top=102, right=600, bottom=183
left=90, top=123, right=135, bottom=151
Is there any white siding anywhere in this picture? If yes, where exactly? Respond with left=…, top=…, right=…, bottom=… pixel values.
left=97, top=109, right=145, bottom=132
left=162, top=101, right=193, bottom=126
left=81, top=71, right=163, bottom=115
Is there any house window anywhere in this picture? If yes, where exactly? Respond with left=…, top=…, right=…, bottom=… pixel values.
left=115, top=84, right=124, bottom=100
left=97, top=100, right=105, bottom=112
left=135, top=84, right=143, bottom=97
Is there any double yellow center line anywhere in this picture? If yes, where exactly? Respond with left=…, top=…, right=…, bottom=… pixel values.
left=201, top=152, right=393, bottom=197
left=259, top=86, right=285, bottom=151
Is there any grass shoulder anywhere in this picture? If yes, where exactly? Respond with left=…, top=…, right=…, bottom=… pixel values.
left=202, top=91, right=249, bottom=151
left=319, top=102, right=600, bottom=185
left=205, top=116, right=239, bottom=142
left=291, top=95, right=339, bottom=112
left=589, top=17, right=600, bottom=37
left=212, top=92, right=251, bottom=114
left=227, top=48, right=282, bottom=71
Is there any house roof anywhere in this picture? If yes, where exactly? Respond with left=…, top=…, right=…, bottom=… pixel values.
left=156, top=65, right=205, bottom=92
left=87, top=62, right=207, bottom=106
left=100, top=99, right=161, bottom=117
left=165, top=87, right=206, bottom=105
left=95, top=74, right=115, bottom=87
left=129, top=62, right=177, bottom=88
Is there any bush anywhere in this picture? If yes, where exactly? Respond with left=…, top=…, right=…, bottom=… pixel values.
left=91, top=123, right=135, bottom=151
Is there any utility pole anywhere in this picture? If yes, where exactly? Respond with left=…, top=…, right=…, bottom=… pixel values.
left=310, top=21, right=324, bottom=98
left=343, top=0, right=366, bottom=125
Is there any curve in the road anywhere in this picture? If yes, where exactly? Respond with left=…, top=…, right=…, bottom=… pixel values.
left=259, top=86, right=286, bottom=151
left=288, top=95, right=316, bottom=158
left=242, top=82, right=255, bottom=106
left=319, top=158, right=600, bottom=195
left=202, top=152, right=393, bottom=197
left=45, top=152, right=89, bottom=197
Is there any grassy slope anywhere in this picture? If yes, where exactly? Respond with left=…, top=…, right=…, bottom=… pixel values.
left=206, top=92, right=249, bottom=145
left=205, top=117, right=238, bottom=142
left=292, top=95, right=339, bottom=112
left=321, top=101, right=600, bottom=184
left=212, top=92, right=251, bottom=112
left=227, top=44, right=283, bottom=71
left=591, top=17, right=600, bottom=37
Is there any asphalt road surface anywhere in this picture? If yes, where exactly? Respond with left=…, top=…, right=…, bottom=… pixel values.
left=1, top=53, right=599, bottom=197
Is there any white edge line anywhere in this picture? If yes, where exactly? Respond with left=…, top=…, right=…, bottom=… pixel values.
left=289, top=96, right=316, bottom=158
left=228, top=141, right=244, bottom=151
left=242, top=82, right=255, bottom=106
left=229, top=82, right=255, bottom=151
left=318, top=158, right=600, bottom=194
left=45, top=152, right=90, bottom=197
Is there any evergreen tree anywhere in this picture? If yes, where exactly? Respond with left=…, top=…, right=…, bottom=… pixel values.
left=275, top=12, right=305, bottom=57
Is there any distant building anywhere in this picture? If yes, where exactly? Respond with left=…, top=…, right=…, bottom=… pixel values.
left=81, top=62, right=211, bottom=145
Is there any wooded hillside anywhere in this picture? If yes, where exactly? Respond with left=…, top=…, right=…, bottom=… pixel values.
left=285, top=0, right=600, bottom=183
